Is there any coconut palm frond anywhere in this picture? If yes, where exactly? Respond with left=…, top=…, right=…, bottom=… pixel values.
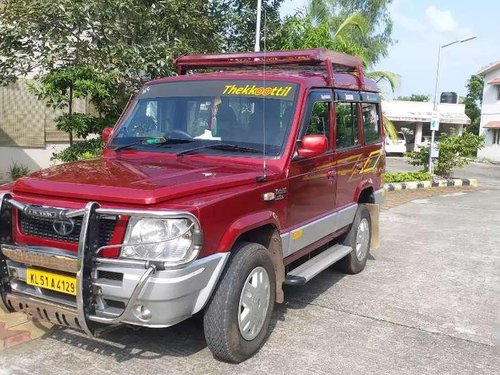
left=366, top=70, right=401, bottom=93
left=333, top=13, right=369, bottom=39
left=307, top=0, right=330, bottom=24
left=383, top=115, right=398, bottom=140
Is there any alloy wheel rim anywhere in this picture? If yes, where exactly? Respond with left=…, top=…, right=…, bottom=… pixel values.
left=355, top=218, right=370, bottom=260
left=238, top=266, right=271, bottom=341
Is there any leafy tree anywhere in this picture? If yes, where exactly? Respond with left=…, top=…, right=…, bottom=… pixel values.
left=396, top=94, right=430, bottom=102
left=463, top=75, right=484, bottom=135
left=405, top=130, right=484, bottom=178
left=28, top=66, right=118, bottom=160
left=213, top=0, right=284, bottom=52
left=0, top=0, right=224, bottom=161
left=303, top=0, right=393, bottom=65
left=0, top=0, right=222, bottom=87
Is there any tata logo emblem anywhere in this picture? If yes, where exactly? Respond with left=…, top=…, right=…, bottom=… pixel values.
left=53, top=219, right=75, bottom=236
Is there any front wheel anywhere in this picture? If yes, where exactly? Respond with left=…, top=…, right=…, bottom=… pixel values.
left=203, top=242, right=276, bottom=363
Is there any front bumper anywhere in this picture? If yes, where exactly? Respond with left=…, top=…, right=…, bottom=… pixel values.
left=0, top=193, right=228, bottom=333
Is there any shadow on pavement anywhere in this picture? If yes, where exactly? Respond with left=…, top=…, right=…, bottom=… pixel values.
left=44, top=258, right=371, bottom=362
left=283, top=268, right=347, bottom=311
left=46, top=316, right=207, bottom=362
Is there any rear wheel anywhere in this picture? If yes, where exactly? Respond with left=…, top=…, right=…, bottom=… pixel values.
left=337, top=204, right=371, bottom=274
left=203, top=242, right=276, bottom=363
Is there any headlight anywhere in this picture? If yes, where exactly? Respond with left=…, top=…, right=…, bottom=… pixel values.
left=121, top=217, right=201, bottom=265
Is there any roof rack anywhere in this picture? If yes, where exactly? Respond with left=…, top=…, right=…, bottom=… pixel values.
left=174, top=48, right=365, bottom=89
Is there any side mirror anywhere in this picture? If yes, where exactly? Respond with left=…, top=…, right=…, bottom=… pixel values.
left=297, top=134, right=328, bottom=158
left=102, top=127, right=113, bottom=143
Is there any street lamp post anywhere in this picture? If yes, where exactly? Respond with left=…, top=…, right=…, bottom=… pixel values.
left=254, top=0, right=263, bottom=52
left=428, top=36, right=476, bottom=175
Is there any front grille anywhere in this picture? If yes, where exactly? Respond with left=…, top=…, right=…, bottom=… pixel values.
left=19, top=211, right=117, bottom=247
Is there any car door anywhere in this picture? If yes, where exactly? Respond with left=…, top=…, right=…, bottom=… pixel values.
left=285, top=89, right=336, bottom=256
left=334, top=90, right=364, bottom=209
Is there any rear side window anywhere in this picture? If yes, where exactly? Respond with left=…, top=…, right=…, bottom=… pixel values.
left=362, top=103, right=380, bottom=144
left=336, top=102, right=359, bottom=148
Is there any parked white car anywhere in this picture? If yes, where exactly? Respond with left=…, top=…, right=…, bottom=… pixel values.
left=385, top=132, right=406, bottom=155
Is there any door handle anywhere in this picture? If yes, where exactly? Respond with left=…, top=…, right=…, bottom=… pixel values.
left=327, top=170, right=336, bottom=179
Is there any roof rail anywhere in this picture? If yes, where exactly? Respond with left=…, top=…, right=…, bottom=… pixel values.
left=174, top=49, right=365, bottom=89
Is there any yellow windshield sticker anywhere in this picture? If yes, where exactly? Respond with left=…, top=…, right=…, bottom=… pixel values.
left=223, top=85, right=293, bottom=97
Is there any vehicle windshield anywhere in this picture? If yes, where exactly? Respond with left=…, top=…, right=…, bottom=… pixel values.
left=110, top=79, right=299, bottom=157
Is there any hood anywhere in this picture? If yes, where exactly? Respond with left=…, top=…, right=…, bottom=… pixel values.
left=13, top=156, right=275, bottom=205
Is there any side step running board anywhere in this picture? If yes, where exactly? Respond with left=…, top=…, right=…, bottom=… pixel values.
left=285, top=244, right=352, bottom=285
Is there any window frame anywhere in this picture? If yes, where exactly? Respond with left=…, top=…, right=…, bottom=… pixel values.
left=333, top=90, right=362, bottom=150
left=493, top=129, right=500, bottom=145
left=360, top=102, right=382, bottom=145
left=297, top=89, right=335, bottom=152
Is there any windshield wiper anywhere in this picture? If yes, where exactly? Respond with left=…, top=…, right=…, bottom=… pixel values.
left=113, top=137, right=193, bottom=152
left=176, top=143, right=261, bottom=156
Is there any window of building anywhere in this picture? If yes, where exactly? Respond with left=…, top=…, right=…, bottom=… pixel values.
left=494, top=129, right=500, bottom=145
left=361, top=103, right=380, bottom=144
left=336, top=102, right=359, bottom=148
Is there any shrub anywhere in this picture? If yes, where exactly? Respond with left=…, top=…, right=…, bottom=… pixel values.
left=405, top=130, right=484, bottom=178
left=384, top=171, right=430, bottom=183
left=8, top=163, right=30, bottom=180
left=52, top=138, right=104, bottom=163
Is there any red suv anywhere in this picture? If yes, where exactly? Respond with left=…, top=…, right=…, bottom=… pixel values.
left=0, top=49, right=384, bottom=362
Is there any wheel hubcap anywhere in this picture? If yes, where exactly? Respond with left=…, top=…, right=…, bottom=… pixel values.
left=238, top=266, right=271, bottom=341
left=355, top=218, right=370, bottom=260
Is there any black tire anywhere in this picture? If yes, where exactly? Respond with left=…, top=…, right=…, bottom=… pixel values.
left=203, top=242, right=276, bottom=363
left=337, top=204, right=371, bottom=274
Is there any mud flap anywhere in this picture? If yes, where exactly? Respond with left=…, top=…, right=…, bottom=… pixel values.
left=365, top=203, right=380, bottom=249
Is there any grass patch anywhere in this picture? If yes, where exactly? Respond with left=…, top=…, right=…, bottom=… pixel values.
left=385, top=171, right=430, bottom=183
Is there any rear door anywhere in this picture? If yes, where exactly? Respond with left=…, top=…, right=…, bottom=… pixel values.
left=333, top=90, right=364, bottom=209
left=359, top=93, right=384, bottom=191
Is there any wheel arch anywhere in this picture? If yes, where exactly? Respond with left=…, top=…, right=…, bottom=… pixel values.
left=354, top=184, right=380, bottom=249
left=217, top=212, right=285, bottom=304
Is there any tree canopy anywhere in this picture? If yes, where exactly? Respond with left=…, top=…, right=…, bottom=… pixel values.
left=0, top=0, right=221, bottom=86
left=463, top=75, right=484, bottom=135
left=290, top=0, right=394, bottom=65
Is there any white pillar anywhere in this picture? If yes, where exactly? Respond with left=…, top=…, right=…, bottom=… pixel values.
left=414, top=122, right=423, bottom=151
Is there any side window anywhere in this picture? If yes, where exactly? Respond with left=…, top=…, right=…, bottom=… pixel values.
left=336, top=102, right=359, bottom=148
left=362, top=103, right=380, bottom=144
left=305, top=101, right=330, bottom=138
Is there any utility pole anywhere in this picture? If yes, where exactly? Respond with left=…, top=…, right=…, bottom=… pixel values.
left=254, top=0, right=262, bottom=52
left=429, top=36, right=476, bottom=175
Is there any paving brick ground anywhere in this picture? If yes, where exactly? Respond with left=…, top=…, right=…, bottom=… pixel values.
left=382, top=185, right=478, bottom=210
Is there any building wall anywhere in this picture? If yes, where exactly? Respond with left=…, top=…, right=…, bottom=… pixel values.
left=0, top=80, right=87, bottom=182
left=478, top=66, right=500, bottom=161
left=0, top=143, right=69, bottom=182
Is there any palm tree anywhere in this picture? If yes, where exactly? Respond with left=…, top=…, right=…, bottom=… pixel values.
left=277, top=1, right=399, bottom=138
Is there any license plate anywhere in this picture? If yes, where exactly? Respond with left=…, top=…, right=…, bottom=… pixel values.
left=26, top=268, right=77, bottom=296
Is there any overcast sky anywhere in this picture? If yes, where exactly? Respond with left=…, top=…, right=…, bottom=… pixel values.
left=280, top=0, right=500, bottom=99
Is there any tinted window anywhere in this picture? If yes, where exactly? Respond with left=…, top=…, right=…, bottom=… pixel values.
left=336, top=102, right=359, bottom=148
left=362, top=103, right=380, bottom=144
left=305, top=102, right=330, bottom=138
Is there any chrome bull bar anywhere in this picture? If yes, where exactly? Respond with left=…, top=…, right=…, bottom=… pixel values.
left=0, top=195, right=202, bottom=335
left=0, top=193, right=12, bottom=313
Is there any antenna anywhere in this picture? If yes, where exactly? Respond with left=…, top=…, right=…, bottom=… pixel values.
left=257, top=6, right=268, bottom=183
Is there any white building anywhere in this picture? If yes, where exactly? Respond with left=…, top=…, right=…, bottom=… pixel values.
left=477, top=61, right=500, bottom=162
left=382, top=100, right=470, bottom=151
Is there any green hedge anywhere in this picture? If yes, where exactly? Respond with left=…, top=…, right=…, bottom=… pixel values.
left=384, top=171, right=430, bottom=183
